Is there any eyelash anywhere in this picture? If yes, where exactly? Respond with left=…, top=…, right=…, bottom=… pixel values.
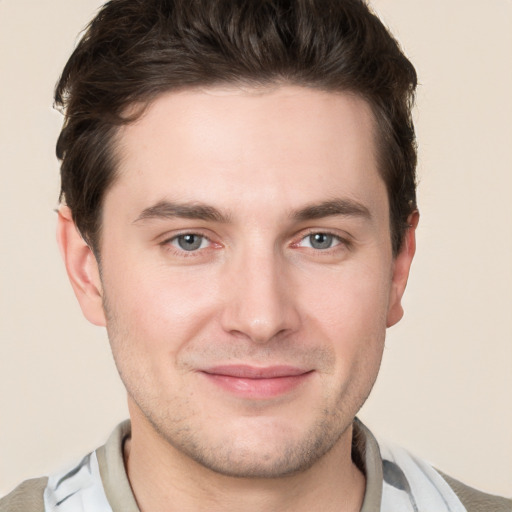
left=160, top=232, right=217, bottom=257
left=292, top=230, right=351, bottom=252
left=160, top=229, right=351, bottom=257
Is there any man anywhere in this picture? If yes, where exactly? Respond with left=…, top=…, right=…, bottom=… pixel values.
left=1, top=0, right=510, bottom=511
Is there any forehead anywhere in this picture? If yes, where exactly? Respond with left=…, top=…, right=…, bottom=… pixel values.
left=110, top=85, right=385, bottom=220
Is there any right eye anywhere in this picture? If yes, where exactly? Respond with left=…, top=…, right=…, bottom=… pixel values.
left=169, top=234, right=210, bottom=252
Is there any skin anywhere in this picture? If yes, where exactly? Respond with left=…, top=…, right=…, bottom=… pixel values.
left=58, top=85, right=417, bottom=511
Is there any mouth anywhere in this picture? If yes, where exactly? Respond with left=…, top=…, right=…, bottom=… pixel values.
left=199, top=365, right=314, bottom=399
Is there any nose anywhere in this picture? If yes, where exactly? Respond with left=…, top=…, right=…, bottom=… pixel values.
left=220, top=247, right=301, bottom=344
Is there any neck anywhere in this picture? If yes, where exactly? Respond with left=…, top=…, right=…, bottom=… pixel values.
left=124, top=412, right=365, bottom=512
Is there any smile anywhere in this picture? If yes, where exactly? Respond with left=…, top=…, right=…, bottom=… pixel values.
left=200, top=365, right=314, bottom=399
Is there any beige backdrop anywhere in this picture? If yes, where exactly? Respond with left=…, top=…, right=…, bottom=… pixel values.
left=1, top=0, right=511, bottom=498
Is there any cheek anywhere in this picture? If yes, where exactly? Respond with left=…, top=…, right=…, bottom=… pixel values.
left=299, top=264, right=390, bottom=378
left=302, top=263, right=391, bottom=332
left=102, top=261, right=222, bottom=353
left=102, top=267, right=219, bottom=401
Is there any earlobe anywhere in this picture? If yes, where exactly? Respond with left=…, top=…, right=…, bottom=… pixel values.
left=386, top=211, right=419, bottom=328
left=56, top=206, right=106, bottom=326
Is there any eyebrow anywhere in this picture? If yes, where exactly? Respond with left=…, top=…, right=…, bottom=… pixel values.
left=133, top=200, right=230, bottom=224
left=292, top=198, right=371, bottom=222
left=133, top=197, right=371, bottom=225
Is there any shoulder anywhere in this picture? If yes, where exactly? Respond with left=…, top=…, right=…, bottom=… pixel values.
left=0, top=477, right=48, bottom=512
left=378, top=438, right=512, bottom=512
left=439, top=471, right=512, bottom=512
left=0, top=421, right=134, bottom=512
left=354, top=419, right=511, bottom=512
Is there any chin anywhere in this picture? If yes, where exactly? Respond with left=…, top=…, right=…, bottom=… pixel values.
left=157, top=412, right=350, bottom=479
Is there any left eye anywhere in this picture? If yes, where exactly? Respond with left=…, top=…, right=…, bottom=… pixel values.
left=299, top=233, right=340, bottom=250
left=170, top=234, right=210, bottom=251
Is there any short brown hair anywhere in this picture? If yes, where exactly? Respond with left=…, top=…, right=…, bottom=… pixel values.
left=55, top=0, right=417, bottom=255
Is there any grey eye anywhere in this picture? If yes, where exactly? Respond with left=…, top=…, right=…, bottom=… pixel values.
left=308, top=233, right=334, bottom=250
left=175, top=234, right=205, bottom=251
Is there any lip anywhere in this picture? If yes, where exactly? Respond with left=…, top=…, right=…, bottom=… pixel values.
left=200, top=365, right=313, bottom=399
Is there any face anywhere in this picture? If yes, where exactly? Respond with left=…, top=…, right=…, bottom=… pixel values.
left=63, top=85, right=415, bottom=478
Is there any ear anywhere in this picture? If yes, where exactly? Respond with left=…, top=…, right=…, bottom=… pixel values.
left=386, top=211, right=419, bottom=327
left=56, top=206, right=106, bottom=326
